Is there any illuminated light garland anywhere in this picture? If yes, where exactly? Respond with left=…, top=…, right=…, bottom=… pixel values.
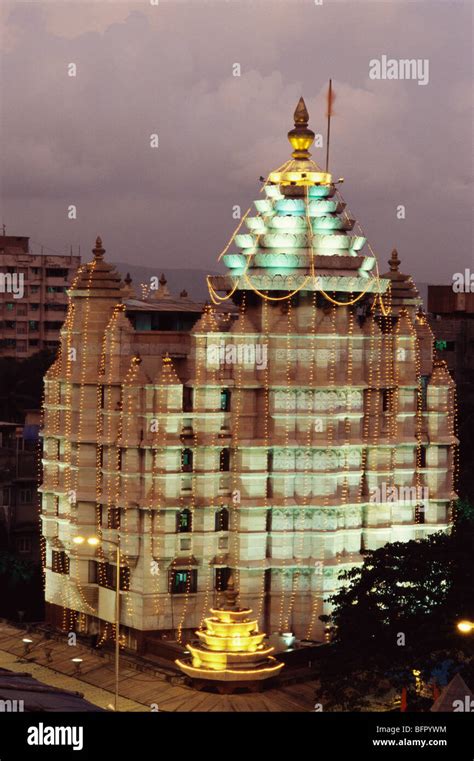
left=278, top=299, right=293, bottom=631
left=371, top=299, right=383, bottom=497
left=97, top=620, right=110, bottom=648
left=207, top=274, right=241, bottom=304
left=243, top=272, right=313, bottom=301
left=39, top=363, right=55, bottom=589
left=407, top=313, right=424, bottom=528
left=114, top=356, right=141, bottom=631
left=97, top=306, right=124, bottom=593
left=256, top=298, right=270, bottom=624
left=209, top=177, right=391, bottom=313
left=213, top=159, right=292, bottom=266
left=284, top=290, right=316, bottom=630
left=147, top=358, right=171, bottom=622
left=65, top=262, right=97, bottom=617
left=217, top=208, right=253, bottom=262
left=318, top=279, right=378, bottom=307
left=230, top=294, right=247, bottom=603
left=177, top=308, right=220, bottom=641
left=359, top=306, right=377, bottom=543
left=341, top=304, right=354, bottom=560
left=305, top=293, right=322, bottom=640
left=392, top=297, right=405, bottom=534
left=198, top=322, right=222, bottom=630
left=44, top=321, right=70, bottom=628
left=328, top=304, right=339, bottom=596
left=386, top=304, right=397, bottom=525
left=41, top=349, right=64, bottom=608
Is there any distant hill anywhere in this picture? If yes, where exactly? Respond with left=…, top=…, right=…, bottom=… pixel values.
left=111, top=262, right=220, bottom=302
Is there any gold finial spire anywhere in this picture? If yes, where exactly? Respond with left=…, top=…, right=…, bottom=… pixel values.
left=389, top=248, right=401, bottom=272
left=93, top=236, right=105, bottom=260
left=288, top=96, right=315, bottom=160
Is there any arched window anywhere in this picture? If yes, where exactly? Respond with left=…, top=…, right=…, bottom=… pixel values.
left=220, top=388, right=231, bottom=412
left=219, top=448, right=230, bottom=471
left=215, top=507, right=229, bottom=532
left=177, top=508, right=192, bottom=533
left=181, top=448, right=193, bottom=472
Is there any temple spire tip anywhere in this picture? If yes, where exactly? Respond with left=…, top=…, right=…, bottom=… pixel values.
left=288, top=96, right=315, bottom=160
left=93, top=236, right=105, bottom=260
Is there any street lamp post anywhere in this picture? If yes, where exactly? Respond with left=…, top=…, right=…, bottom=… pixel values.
left=113, top=540, right=120, bottom=712
left=73, top=534, right=121, bottom=711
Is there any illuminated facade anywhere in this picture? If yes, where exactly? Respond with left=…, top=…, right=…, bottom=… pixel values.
left=40, top=99, right=456, bottom=649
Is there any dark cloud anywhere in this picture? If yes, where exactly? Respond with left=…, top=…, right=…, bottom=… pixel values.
left=0, top=0, right=472, bottom=283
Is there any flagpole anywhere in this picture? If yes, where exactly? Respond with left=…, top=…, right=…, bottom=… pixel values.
left=325, top=78, right=332, bottom=172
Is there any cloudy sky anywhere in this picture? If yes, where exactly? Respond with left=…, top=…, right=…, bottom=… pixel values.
left=0, top=0, right=472, bottom=285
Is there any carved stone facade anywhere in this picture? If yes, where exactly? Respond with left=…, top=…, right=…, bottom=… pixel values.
left=40, top=102, right=456, bottom=648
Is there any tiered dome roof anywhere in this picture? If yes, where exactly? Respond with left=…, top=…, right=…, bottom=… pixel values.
left=381, top=248, right=421, bottom=307
left=210, top=98, right=389, bottom=298
left=176, top=577, right=284, bottom=684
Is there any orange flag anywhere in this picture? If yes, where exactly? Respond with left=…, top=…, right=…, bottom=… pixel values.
left=326, top=79, right=336, bottom=117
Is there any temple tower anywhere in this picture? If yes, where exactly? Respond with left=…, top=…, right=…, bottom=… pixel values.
left=40, top=100, right=456, bottom=648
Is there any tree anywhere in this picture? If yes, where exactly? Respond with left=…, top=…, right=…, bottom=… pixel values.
left=316, top=501, right=474, bottom=710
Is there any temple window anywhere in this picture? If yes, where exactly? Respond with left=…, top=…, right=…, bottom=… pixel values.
left=181, top=448, right=193, bottom=472
left=215, top=567, right=231, bottom=591
left=220, top=388, right=231, bottom=412
left=169, top=569, right=197, bottom=594
left=177, top=508, right=192, bottom=533
left=219, top=448, right=230, bottom=471
left=215, top=506, right=229, bottom=532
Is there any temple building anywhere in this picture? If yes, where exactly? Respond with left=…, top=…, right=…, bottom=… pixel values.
left=40, top=99, right=456, bottom=651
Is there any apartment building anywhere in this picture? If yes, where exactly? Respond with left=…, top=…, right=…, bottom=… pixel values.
left=0, top=235, right=80, bottom=358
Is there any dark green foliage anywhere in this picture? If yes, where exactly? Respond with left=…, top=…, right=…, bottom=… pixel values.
left=316, top=501, right=474, bottom=710
left=0, top=551, right=44, bottom=621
